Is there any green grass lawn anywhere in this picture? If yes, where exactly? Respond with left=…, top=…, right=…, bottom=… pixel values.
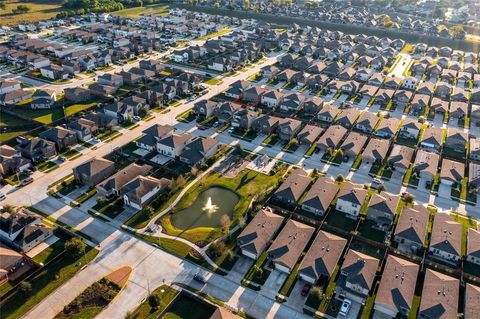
left=159, top=166, right=286, bottom=244
left=162, top=293, right=215, bottom=319
left=0, top=247, right=99, bottom=319
left=91, top=198, right=124, bottom=219
left=204, top=77, right=222, bottom=85
left=32, top=232, right=68, bottom=265
left=0, top=0, right=64, bottom=26
left=195, top=28, right=232, bottom=41
left=450, top=212, right=477, bottom=256
left=325, top=210, right=358, bottom=232
left=262, top=133, right=279, bottom=146
left=0, top=112, right=26, bottom=126
left=60, top=148, right=82, bottom=160
left=35, top=160, right=58, bottom=172
left=114, top=4, right=169, bottom=18
left=11, top=106, right=64, bottom=124
left=129, top=285, right=179, bottom=319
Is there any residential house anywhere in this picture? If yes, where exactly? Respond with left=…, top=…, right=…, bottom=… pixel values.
left=440, top=159, right=464, bottom=186
left=157, top=133, right=192, bottom=158
left=267, top=219, right=315, bottom=274
left=317, top=125, right=348, bottom=151
left=335, top=182, right=368, bottom=218
left=419, top=127, right=443, bottom=153
left=96, top=163, right=152, bottom=200
left=317, top=104, right=341, bottom=123
left=336, top=249, right=379, bottom=304
left=231, top=109, right=258, bottom=130
left=301, top=177, right=339, bottom=216
left=388, top=144, right=414, bottom=174
left=122, top=176, right=169, bottom=210
left=363, top=138, right=390, bottom=165
left=0, top=245, right=25, bottom=281
left=277, top=118, right=302, bottom=141
left=73, top=157, right=115, bottom=187
left=355, top=112, right=378, bottom=134
left=193, top=99, right=217, bottom=120
left=0, top=79, right=21, bottom=95
left=429, top=213, right=462, bottom=264
left=399, top=119, right=421, bottom=140
left=237, top=207, right=283, bottom=260
left=414, top=149, right=439, bottom=182
left=98, top=74, right=124, bottom=87
left=31, top=89, right=56, bottom=109
left=466, top=228, right=480, bottom=266
left=66, top=118, right=98, bottom=142
left=261, top=90, right=284, bottom=109
left=335, top=108, right=361, bottom=129
left=394, top=204, right=429, bottom=254
left=340, top=131, right=368, bottom=160
left=465, top=284, right=480, bottom=319
left=254, top=115, right=281, bottom=135
left=298, top=231, right=347, bottom=284
left=418, top=270, right=459, bottom=319
left=0, top=89, right=32, bottom=106
left=373, top=255, right=419, bottom=319
left=16, top=137, right=56, bottom=163
left=179, top=136, right=219, bottom=167
left=273, top=169, right=311, bottom=207
left=375, top=118, right=400, bottom=139
left=445, top=128, right=467, bottom=153
left=297, top=125, right=323, bottom=147
left=366, top=193, right=400, bottom=230
left=303, top=97, right=324, bottom=115
left=39, top=126, right=78, bottom=151
left=64, top=87, right=92, bottom=103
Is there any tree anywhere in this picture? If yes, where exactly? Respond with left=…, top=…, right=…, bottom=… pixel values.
left=0, top=2, right=6, bottom=10
left=19, top=281, right=32, bottom=296
left=243, top=0, right=250, bottom=10
left=144, top=206, right=155, bottom=219
left=403, top=193, right=415, bottom=205
left=207, top=240, right=226, bottom=258
left=148, top=294, right=161, bottom=310
left=190, top=166, right=199, bottom=177
left=335, top=174, right=344, bottom=183
left=377, top=184, right=385, bottom=193
left=309, top=286, right=322, bottom=301
left=220, top=214, right=231, bottom=231
left=213, top=2, right=220, bottom=8
left=64, top=237, right=86, bottom=257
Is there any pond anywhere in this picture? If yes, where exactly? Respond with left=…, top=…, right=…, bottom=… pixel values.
left=171, top=186, right=240, bottom=229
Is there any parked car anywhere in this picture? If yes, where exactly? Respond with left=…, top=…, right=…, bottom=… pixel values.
left=0, top=192, right=6, bottom=201
left=20, top=177, right=33, bottom=187
left=133, top=116, right=141, bottom=121
left=193, top=272, right=206, bottom=284
left=339, top=299, right=352, bottom=317
left=58, top=156, right=66, bottom=162
left=301, top=284, right=311, bottom=297
left=370, top=178, right=383, bottom=190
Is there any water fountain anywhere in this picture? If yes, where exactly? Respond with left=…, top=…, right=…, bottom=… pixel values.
left=202, top=196, right=219, bottom=213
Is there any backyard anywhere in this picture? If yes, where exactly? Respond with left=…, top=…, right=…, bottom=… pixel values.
left=161, top=293, right=215, bottom=319
left=129, top=285, right=179, bottom=319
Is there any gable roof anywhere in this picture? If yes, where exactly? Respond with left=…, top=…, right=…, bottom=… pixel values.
left=465, top=284, right=480, bottom=319
left=430, top=213, right=462, bottom=256
left=73, top=157, right=114, bottom=178
left=97, top=163, right=151, bottom=192
left=341, top=249, right=379, bottom=291
left=237, top=207, right=283, bottom=256
left=301, top=177, right=339, bottom=212
left=337, top=182, right=367, bottom=205
left=368, top=193, right=399, bottom=216
left=394, top=205, right=429, bottom=246
left=375, top=255, right=419, bottom=314
left=419, top=269, right=459, bottom=319
left=299, top=230, right=347, bottom=281
left=274, top=169, right=311, bottom=203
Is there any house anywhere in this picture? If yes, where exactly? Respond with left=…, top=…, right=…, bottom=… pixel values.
left=243, top=86, right=266, bottom=104
left=193, top=99, right=217, bottom=120
left=418, top=270, right=459, bottom=319
left=0, top=79, right=21, bottom=95
left=224, top=80, right=251, bottom=99
left=90, top=83, right=117, bottom=98
left=340, top=131, right=368, bottom=160
left=231, top=109, right=258, bottom=130
left=301, top=177, right=339, bottom=216
left=122, top=176, right=169, bottom=210
left=445, top=128, right=468, bottom=154
left=366, top=193, right=400, bottom=230
left=0, top=145, right=30, bottom=178
left=31, top=89, right=56, bottom=109
left=363, top=138, right=390, bottom=165
left=0, top=89, right=32, bottom=106
left=0, top=245, right=25, bottom=281
left=136, top=124, right=173, bottom=151
left=273, top=169, right=311, bottom=207
left=64, top=87, right=92, bottom=103
left=96, top=163, right=152, bottom=200
left=399, top=119, right=421, bottom=140
left=414, top=149, right=439, bottom=182
left=335, top=182, right=368, bottom=218
left=73, top=157, right=115, bottom=187
left=440, top=159, right=464, bottom=186
left=469, top=162, right=480, bottom=191
left=40, top=64, right=68, bottom=80
left=466, top=228, right=480, bottom=266
left=434, top=82, right=451, bottom=100
left=373, top=255, right=419, bottom=319
left=430, top=98, right=449, bottom=116
left=254, top=115, right=281, bottom=135
left=317, top=104, right=341, bottom=123
left=388, top=145, right=414, bottom=174
left=393, top=90, right=412, bottom=109
left=39, top=126, right=78, bottom=151
left=394, top=205, right=429, bottom=254
left=465, top=284, right=480, bottom=319
left=277, top=118, right=302, bottom=141
left=237, top=207, right=283, bottom=260
left=429, top=213, right=462, bottom=264
left=336, top=249, right=379, bottom=304
left=297, top=125, right=323, bottom=147
left=98, top=73, right=124, bottom=87
left=157, top=133, right=192, bottom=158
left=298, top=231, right=347, bottom=284
left=401, top=77, right=418, bottom=90
left=409, top=94, right=429, bottom=116
left=179, top=136, right=219, bottom=167
left=375, top=117, right=400, bottom=139
left=419, top=127, right=443, bottom=153
left=16, top=137, right=57, bottom=163
left=267, top=219, right=315, bottom=274
left=469, top=137, right=480, bottom=161
left=303, top=97, right=324, bottom=115
left=335, top=108, right=361, bottom=129
left=278, top=93, right=304, bottom=113
left=0, top=207, right=52, bottom=253
left=317, top=125, right=348, bottom=151
left=355, top=112, right=378, bottom=134
left=449, top=101, right=468, bottom=120
left=261, top=90, right=284, bottom=109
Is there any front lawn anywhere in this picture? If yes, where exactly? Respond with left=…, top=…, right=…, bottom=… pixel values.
left=162, top=293, right=215, bottom=319
left=35, top=160, right=58, bottom=172
left=129, top=285, right=179, bottom=319
left=0, top=247, right=99, bottom=319
left=92, top=198, right=124, bottom=219
left=159, top=166, right=286, bottom=244
left=262, top=133, right=279, bottom=146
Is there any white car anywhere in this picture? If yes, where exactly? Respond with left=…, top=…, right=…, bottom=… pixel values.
left=132, top=116, right=141, bottom=121
left=339, top=299, right=351, bottom=316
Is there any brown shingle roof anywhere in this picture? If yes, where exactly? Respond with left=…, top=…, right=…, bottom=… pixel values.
left=467, top=228, right=480, bottom=259
left=341, top=249, right=379, bottom=291
left=363, top=138, right=390, bottom=162
left=268, top=219, right=315, bottom=271
left=299, top=231, right=347, bottom=281
left=465, top=284, right=480, bottom=319
left=430, top=213, right=462, bottom=257
left=394, top=205, right=429, bottom=246
left=274, top=169, right=311, bottom=203
left=418, top=269, right=459, bottom=319
left=301, top=177, right=339, bottom=212
left=337, top=182, right=368, bottom=206
left=440, top=159, right=465, bottom=183
left=237, top=207, right=283, bottom=256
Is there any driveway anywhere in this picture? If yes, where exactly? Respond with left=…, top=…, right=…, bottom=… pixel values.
left=263, top=270, right=287, bottom=299
left=229, top=256, right=253, bottom=283
left=338, top=298, right=362, bottom=319
left=286, top=279, right=309, bottom=311
left=438, top=183, right=451, bottom=199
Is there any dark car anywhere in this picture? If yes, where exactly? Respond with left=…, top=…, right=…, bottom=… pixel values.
left=301, top=284, right=312, bottom=297
left=20, top=177, right=33, bottom=186
left=193, top=273, right=206, bottom=284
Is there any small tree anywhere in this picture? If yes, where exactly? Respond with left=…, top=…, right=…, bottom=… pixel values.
left=220, top=214, right=231, bottom=232
left=207, top=240, right=226, bottom=258
left=377, top=184, right=385, bottom=193
left=64, top=237, right=86, bottom=257
left=190, top=166, right=199, bottom=177
left=124, top=311, right=134, bottom=319
left=145, top=206, right=155, bottom=219
left=148, top=294, right=160, bottom=310
left=309, top=286, right=322, bottom=301
left=19, top=281, right=32, bottom=296
left=403, top=193, right=415, bottom=205
left=335, top=174, right=344, bottom=183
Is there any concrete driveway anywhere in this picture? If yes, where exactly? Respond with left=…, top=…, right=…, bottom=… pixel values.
left=286, top=279, right=309, bottom=311
left=263, top=270, right=287, bottom=299
left=338, top=298, right=362, bottom=319
left=229, top=256, right=253, bottom=283
left=438, top=183, right=451, bottom=199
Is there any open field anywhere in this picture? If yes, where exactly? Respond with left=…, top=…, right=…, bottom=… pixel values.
left=0, top=0, right=64, bottom=26
left=114, top=4, right=169, bottom=18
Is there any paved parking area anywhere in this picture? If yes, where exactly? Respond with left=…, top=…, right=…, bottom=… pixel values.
left=438, top=183, right=451, bottom=199
left=263, top=270, right=287, bottom=299
left=337, top=298, right=362, bottom=319
left=286, top=280, right=309, bottom=310
left=228, top=256, right=253, bottom=283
